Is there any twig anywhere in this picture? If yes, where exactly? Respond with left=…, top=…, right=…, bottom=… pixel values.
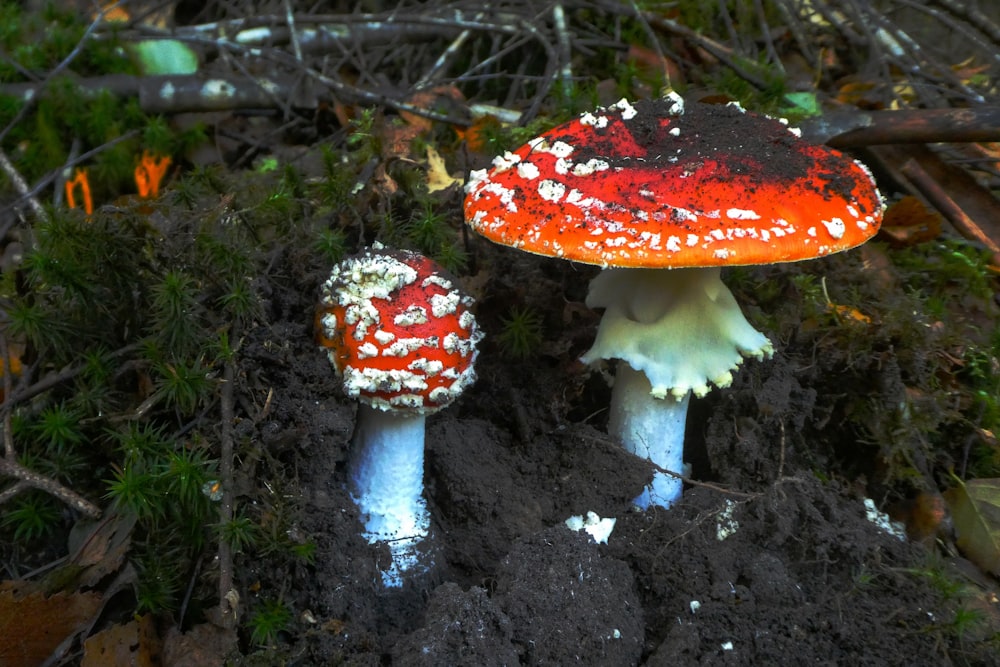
left=753, top=0, right=783, bottom=73
left=0, top=335, right=14, bottom=459
left=552, top=3, right=573, bottom=97
left=900, top=157, right=1000, bottom=257
left=650, top=461, right=757, bottom=499
left=717, top=0, right=743, bottom=53
left=623, top=0, right=671, bottom=84
left=0, top=75, right=306, bottom=114
left=161, top=8, right=529, bottom=44
left=0, top=148, right=48, bottom=223
left=0, top=457, right=101, bottom=518
left=0, top=341, right=142, bottom=419
left=0, top=481, right=29, bottom=505
left=628, top=6, right=771, bottom=92
left=771, top=0, right=816, bottom=68
left=416, top=26, right=473, bottom=89
left=283, top=0, right=303, bottom=63
left=896, top=0, right=1000, bottom=67
left=858, top=1, right=983, bottom=105
left=0, top=333, right=104, bottom=518
left=806, top=107, right=1000, bottom=147
left=931, top=0, right=1000, bottom=46
left=217, top=355, right=237, bottom=629
left=574, top=429, right=756, bottom=499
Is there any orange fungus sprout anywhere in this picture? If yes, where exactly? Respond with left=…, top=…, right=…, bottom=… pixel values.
left=135, top=152, right=172, bottom=198
left=65, top=168, right=93, bottom=216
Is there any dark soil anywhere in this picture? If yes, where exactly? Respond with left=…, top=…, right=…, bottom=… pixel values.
left=235, top=242, right=997, bottom=666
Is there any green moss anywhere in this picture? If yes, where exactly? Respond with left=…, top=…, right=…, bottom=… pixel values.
left=1, top=492, right=61, bottom=542
left=406, top=201, right=450, bottom=252
left=218, top=513, right=259, bottom=553
left=473, top=115, right=556, bottom=158
left=434, top=240, right=469, bottom=274
left=249, top=599, right=293, bottom=647
left=893, top=239, right=994, bottom=298
left=133, top=554, right=183, bottom=613
left=497, top=305, right=545, bottom=360
left=313, top=227, right=348, bottom=264
left=318, top=144, right=355, bottom=205
left=149, top=270, right=204, bottom=359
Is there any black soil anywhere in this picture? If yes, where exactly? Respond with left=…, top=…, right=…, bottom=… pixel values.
left=235, top=241, right=997, bottom=666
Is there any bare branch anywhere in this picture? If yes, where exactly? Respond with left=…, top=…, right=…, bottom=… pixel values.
left=0, top=148, right=48, bottom=223
left=0, top=457, right=101, bottom=518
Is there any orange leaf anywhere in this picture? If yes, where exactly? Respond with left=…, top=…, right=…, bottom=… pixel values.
left=457, top=115, right=501, bottom=154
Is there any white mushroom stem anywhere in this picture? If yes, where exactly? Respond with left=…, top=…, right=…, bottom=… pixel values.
left=348, top=404, right=430, bottom=588
left=581, top=267, right=773, bottom=509
left=609, top=365, right=689, bottom=509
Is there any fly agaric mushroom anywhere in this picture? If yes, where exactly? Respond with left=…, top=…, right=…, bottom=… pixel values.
left=464, top=95, right=883, bottom=509
left=316, top=244, right=483, bottom=585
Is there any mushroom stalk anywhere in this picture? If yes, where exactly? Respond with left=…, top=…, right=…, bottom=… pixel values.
left=349, top=405, right=431, bottom=587
left=581, top=267, right=773, bottom=510
left=609, top=365, right=689, bottom=509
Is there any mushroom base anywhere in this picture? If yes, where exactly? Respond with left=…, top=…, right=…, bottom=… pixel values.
left=348, top=404, right=431, bottom=587
left=610, top=364, right=689, bottom=509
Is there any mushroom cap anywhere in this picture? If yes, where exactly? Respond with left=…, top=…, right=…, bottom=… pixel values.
left=464, top=96, right=883, bottom=268
left=316, top=245, right=483, bottom=415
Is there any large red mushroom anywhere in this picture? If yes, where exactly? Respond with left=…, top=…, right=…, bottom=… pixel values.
left=317, top=244, right=483, bottom=585
left=464, top=95, right=883, bottom=508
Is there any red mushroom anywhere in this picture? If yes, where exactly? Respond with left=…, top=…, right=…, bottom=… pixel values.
left=464, top=95, right=883, bottom=508
left=316, top=244, right=483, bottom=585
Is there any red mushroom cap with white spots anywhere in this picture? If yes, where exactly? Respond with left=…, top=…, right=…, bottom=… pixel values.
left=316, top=245, right=483, bottom=415
left=464, top=96, right=883, bottom=268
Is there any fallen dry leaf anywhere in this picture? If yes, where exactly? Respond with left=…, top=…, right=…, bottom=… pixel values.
left=945, top=476, right=1000, bottom=575
left=879, top=195, right=943, bottom=247
left=68, top=511, right=137, bottom=588
left=383, top=86, right=466, bottom=160
left=82, top=614, right=161, bottom=667
left=426, top=145, right=462, bottom=193
left=0, top=582, right=103, bottom=667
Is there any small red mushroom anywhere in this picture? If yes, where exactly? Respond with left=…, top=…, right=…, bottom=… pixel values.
left=464, top=95, right=883, bottom=508
left=316, top=243, right=483, bottom=585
